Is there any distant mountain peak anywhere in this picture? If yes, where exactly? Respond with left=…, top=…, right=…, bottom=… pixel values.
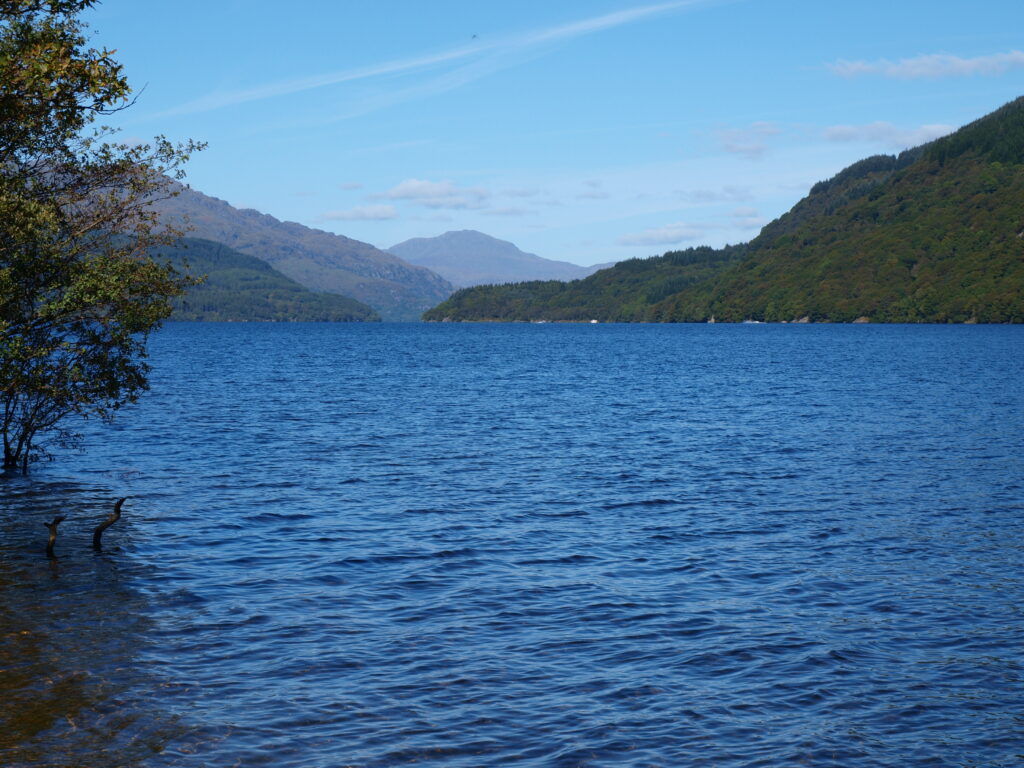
left=387, top=229, right=611, bottom=287
left=153, top=183, right=453, bottom=321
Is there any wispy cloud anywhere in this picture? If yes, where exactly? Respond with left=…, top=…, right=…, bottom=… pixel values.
left=160, top=1, right=709, bottom=117
left=161, top=48, right=482, bottom=118
left=618, top=222, right=705, bottom=246
left=731, top=206, right=765, bottom=230
left=830, top=50, right=1024, bottom=79
left=318, top=53, right=516, bottom=126
left=523, top=1, right=704, bottom=46
left=676, top=185, right=753, bottom=203
left=576, top=179, right=609, bottom=199
left=503, top=187, right=542, bottom=198
left=381, top=178, right=490, bottom=210
left=715, top=122, right=781, bottom=159
left=322, top=204, right=398, bottom=221
left=824, top=121, right=954, bottom=149
left=482, top=206, right=535, bottom=217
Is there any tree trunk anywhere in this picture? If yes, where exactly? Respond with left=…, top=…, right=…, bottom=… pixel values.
left=3, top=431, right=31, bottom=473
left=3, top=444, right=27, bottom=473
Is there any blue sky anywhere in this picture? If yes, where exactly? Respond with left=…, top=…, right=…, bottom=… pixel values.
left=89, top=0, right=1024, bottom=266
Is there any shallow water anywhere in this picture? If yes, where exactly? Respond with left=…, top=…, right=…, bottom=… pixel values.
left=1, top=323, right=1022, bottom=767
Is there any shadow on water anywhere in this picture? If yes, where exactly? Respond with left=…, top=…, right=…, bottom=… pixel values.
left=0, top=476, right=195, bottom=767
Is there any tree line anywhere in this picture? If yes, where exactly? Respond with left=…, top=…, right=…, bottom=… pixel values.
left=425, top=97, right=1024, bottom=325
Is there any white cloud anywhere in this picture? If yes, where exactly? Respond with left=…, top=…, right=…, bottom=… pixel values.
left=503, top=187, right=541, bottom=198
left=576, top=179, right=610, bottom=199
left=482, top=206, right=535, bottom=217
left=161, top=1, right=708, bottom=117
left=715, top=122, right=782, bottom=159
left=526, top=1, right=705, bottom=46
left=731, top=206, right=765, bottom=230
left=617, top=222, right=704, bottom=246
left=381, top=178, right=490, bottom=210
left=677, top=185, right=753, bottom=203
left=830, top=50, right=1024, bottom=79
left=322, top=204, right=398, bottom=221
left=824, top=121, right=954, bottom=149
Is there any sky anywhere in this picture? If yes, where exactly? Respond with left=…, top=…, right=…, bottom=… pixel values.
left=88, top=0, right=1024, bottom=266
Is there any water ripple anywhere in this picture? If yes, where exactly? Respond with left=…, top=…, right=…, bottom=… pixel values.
left=2, top=323, right=1023, bottom=767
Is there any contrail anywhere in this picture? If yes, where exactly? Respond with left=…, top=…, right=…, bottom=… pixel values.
left=158, top=0, right=711, bottom=118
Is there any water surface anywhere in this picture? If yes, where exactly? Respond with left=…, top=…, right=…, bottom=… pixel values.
left=2, top=323, right=1022, bottom=766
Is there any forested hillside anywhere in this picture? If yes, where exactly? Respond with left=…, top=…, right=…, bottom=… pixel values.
left=424, top=246, right=744, bottom=321
left=157, top=239, right=380, bottom=322
left=426, top=97, right=1024, bottom=323
left=154, top=185, right=452, bottom=321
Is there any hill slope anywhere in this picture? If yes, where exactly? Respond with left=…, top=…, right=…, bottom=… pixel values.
left=154, top=184, right=454, bottom=321
left=388, top=230, right=605, bottom=286
left=157, top=238, right=379, bottom=322
left=424, top=245, right=745, bottom=321
left=426, top=97, right=1024, bottom=323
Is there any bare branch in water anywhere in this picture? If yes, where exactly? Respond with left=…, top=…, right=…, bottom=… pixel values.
left=93, top=497, right=129, bottom=551
left=45, top=515, right=67, bottom=558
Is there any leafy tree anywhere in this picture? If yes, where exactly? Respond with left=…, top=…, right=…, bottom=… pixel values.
left=0, top=0, right=203, bottom=470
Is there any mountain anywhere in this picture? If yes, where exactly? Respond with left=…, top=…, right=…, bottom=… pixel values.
left=153, top=184, right=454, bottom=321
left=387, top=230, right=608, bottom=287
left=425, top=97, right=1024, bottom=324
left=157, top=238, right=379, bottom=321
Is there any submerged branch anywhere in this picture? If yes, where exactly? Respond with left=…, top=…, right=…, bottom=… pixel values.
left=92, top=496, right=128, bottom=551
left=44, top=515, right=66, bottom=558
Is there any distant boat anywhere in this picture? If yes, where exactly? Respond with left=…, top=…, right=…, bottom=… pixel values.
left=589, top=319, right=599, bottom=324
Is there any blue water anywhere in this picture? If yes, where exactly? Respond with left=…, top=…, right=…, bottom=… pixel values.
left=1, top=323, right=1022, bottom=767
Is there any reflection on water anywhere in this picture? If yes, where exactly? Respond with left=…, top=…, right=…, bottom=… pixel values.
left=0, top=480, right=187, bottom=767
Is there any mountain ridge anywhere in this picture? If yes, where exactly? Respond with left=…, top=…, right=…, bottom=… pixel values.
left=425, top=97, right=1024, bottom=324
left=153, top=184, right=454, bottom=321
left=388, top=229, right=609, bottom=287
left=157, top=238, right=380, bottom=322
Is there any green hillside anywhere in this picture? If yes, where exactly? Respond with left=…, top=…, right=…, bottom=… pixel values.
left=154, top=185, right=453, bottom=321
left=425, top=97, right=1024, bottom=324
left=156, top=238, right=380, bottom=322
left=424, top=245, right=745, bottom=321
